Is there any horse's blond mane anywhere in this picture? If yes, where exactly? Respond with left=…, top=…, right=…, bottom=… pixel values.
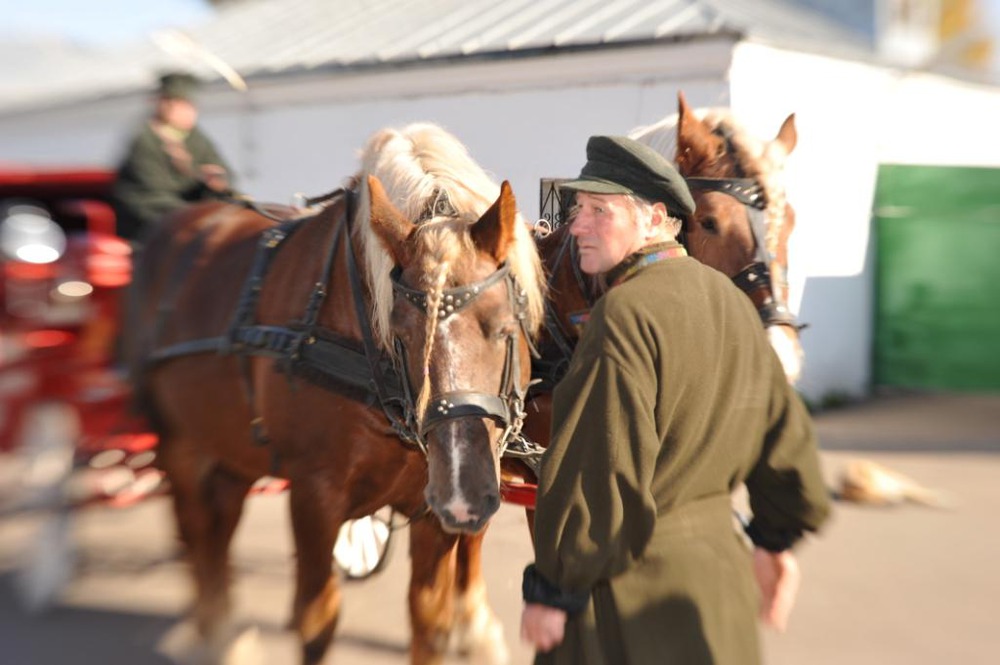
left=352, top=122, right=546, bottom=354
left=629, top=108, right=791, bottom=258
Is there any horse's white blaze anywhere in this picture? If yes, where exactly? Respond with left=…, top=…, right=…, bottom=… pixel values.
left=768, top=326, right=803, bottom=385
left=442, top=420, right=476, bottom=523
left=439, top=316, right=459, bottom=385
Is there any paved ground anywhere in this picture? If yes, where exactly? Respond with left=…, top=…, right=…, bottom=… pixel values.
left=0, top=391, right=998, bottom=664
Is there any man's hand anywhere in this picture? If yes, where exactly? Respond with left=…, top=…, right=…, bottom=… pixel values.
left=199, top=164, right=230, bottom=193
left=520, top=603, right=567, bottom=653
left=753, top=547, right=800, bottom=632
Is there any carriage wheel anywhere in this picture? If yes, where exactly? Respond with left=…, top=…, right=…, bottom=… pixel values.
left=332, top=506, right=395, bottom=580
left=11, top=401, right=80, bottom=613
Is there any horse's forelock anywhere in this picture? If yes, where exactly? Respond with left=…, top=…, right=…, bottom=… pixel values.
left=353, top=123, right=546, bottom=351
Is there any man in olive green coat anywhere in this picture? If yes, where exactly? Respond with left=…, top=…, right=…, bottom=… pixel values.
left=112, top=72, right=233, bottom=243
left=520, top=136, right=830, bottom=664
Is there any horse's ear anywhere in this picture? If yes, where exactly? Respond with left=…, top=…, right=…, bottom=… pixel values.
left=677, top=90, right=692, bottom=119
left=367, top=174, right=415, bottom=265
left=775, top=113, right=797, bottom=155
left=471, top=180, right=517, bottom=263
left=675, top=91, right=719, bottom=174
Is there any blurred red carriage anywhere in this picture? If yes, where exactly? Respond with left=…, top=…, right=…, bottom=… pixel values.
left=0, top=168, right=397, bottom=612
left=0, top=167, right=160, bottom=506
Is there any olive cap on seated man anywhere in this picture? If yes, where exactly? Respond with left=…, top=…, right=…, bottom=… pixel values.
left=157, top=72, right=201, bottom=101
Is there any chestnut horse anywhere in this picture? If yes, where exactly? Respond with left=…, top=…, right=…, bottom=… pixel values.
left=126, top=123, right=546, bottom=664
left=631, top=92, right=804, bottom=382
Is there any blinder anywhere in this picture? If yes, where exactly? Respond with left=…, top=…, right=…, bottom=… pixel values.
left=685, top=177, right=765, bottom=210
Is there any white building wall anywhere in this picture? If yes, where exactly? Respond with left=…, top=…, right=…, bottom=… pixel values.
left=17, top=37, right=999, bottom=403
left=730, top=43, right=892, bottom=403
left=877, top=71, right=1000, bottom=167
left=730, top=41, right=1000, bottom=403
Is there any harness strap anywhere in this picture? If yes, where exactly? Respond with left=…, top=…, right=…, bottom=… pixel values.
left=297, top=332, right=402, bottom=394
left=224, top=221, right=302, bottom=347
left=302, top=188, right=345, bottom=209
left=421, top=392, right=510, bottom=436
left=229, top=189, right=342, bottom=223
left=300, top=197, right=347, bottom=328
left=685, top=177, right=766, bottom=210
left=146, top=336, right=227, bottom=364
left=223, top=220, right=301, bottom=448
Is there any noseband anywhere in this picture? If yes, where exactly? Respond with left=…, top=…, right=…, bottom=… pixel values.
left=685, top=176, right=803, bottom=330
left=390, top=262, right=533, bottom=456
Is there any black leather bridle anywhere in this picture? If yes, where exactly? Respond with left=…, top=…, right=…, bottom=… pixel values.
left=684, top=176, right=803, bottom=330
left=389, top=261, right=535, bottom=456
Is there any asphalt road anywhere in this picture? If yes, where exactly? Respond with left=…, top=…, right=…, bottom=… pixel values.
left=1, top=392, right=998, bottom=664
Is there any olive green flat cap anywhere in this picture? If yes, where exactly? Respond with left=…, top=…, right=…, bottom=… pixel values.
left=560, top=135, right=695, bottom=218
left=157, top=72, right=201, bottom=100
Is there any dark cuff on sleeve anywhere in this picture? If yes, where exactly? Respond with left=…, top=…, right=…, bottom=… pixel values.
left=522, top=564, right=590, bottom=615
left=744, top=520, right=799, bottom=553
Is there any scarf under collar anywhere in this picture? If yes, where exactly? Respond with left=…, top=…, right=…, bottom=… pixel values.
left=605, top=241, right=687, bottom=288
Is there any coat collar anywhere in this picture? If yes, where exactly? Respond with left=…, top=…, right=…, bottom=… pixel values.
left=606, top=240, right=687, bottom=288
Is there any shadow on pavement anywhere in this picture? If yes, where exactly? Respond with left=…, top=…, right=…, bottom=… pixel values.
left=812, top=392, right=1000, bottom=453
left=0, top=572, right=176, bottom=665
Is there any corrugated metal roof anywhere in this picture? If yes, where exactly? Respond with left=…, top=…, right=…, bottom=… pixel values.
left=191, top=0, right=867, bottom=75
left=2, top=0, right=869, bottom=112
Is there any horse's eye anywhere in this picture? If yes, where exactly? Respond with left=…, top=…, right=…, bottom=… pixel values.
left=700, top=216, right=719, bottom=234
left=390, top=306, right=410, bottom=332
left=488, top=322, right=515, bottom=341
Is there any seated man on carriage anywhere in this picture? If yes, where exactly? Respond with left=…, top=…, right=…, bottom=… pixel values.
left=111, top=72, right=235, bottom=244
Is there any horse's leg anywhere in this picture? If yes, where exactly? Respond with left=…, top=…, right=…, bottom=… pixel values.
left=409, top=517, right=459, bottom=664
left=453, top=530, right=509, bottom=664
left=287, top=474, right=342, bottom=665
left=160, top=438, right=253, bottom=655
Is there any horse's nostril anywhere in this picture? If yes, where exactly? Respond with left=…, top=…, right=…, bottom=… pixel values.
left=481, top=492, right=500, bottom=518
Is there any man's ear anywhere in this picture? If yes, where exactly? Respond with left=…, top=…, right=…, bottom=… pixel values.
left=647, top=202, right=669, bottom=239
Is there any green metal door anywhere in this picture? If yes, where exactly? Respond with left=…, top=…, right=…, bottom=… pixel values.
left=874, top=164, right=1000, bottom=392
